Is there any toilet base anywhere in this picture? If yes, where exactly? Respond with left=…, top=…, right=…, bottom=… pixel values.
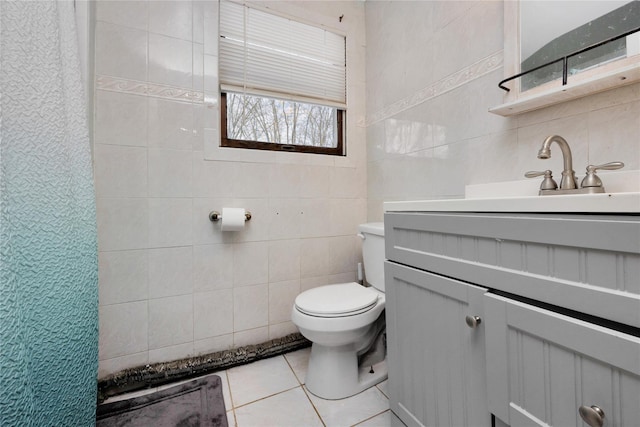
left=304, top=343, right=388, bottom=400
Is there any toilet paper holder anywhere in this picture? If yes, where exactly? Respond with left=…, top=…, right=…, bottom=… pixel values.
left=208, top=210, right=252, bottom=222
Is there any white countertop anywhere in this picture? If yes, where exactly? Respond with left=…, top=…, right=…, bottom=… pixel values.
left=384, top=170, right=640, bottom=213
left=384, top=171, right=640, bottom=213
left=384, top=192, right=640, bottom=213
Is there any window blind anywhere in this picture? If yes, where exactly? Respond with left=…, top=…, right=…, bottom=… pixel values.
left=219, top=0, right=346, bottom=107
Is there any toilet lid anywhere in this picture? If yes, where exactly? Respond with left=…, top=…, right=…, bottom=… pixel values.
left=294, top=282, right=379, bottom=317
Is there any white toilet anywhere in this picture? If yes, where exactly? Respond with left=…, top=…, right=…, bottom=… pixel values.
left=291, top=222, right=386, bottom=400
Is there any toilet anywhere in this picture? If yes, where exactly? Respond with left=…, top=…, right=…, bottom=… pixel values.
left=291, top=222, right=386, bottom=400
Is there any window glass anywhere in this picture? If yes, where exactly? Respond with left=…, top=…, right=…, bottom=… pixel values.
left=221, top=92, right=344, bottom=155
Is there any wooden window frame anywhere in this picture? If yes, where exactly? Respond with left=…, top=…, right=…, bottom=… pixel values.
left=220, top=93, right=345, bottom=156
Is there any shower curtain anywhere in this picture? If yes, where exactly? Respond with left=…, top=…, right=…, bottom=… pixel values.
left=0, top=1, right=98, bottom=425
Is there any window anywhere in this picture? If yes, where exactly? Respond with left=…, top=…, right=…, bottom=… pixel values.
left=219, top=1, right=346, bottom=156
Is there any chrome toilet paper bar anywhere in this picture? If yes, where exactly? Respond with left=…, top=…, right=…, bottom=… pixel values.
left=208, top=210, right=252, bottom=222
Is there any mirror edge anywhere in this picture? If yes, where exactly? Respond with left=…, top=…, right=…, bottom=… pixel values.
left=502, top=0, right=520, bottom=103
left=492, top=0, right=640, bottom=116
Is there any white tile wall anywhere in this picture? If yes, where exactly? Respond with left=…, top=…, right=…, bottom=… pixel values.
left=148, top=34, right=194, bottom=88
left=194, top=333, right=233, bottom=355
left=148, top=247, right=193, bottom=298
left=268, top=279, right=300, bottom=324
left=94, top=0, right=640, bottom=379
left=300, top=238, right=330, bottom=278
left=193, top=244, right=233, bottom=291
left=193, top=289, right=233, bottom=340
left=147, top=198, right=193, bottom=247
left=98, top=249, right=149, bottom=305
left=148, top=294, right=194, bottom=349
left=365, top=1, right=640, bottom=220
left=94, top=91, right=147, bottom=147
left=234, top=284, right=269, bottom=331
left=232, top=242, right=269, bottom=287
left=268, top=240, right=301, bottom=283
left=99, top=301, right=148, bottom=359
left=95, top=22, right=147, bottom=81
left=148, top=1, right=193, bottom=41
left=148, top=99, right=197, bottom=150
left=94, top=144, right=148, bottom=198
left=147, top=149, right=193, bottom=197
left=96, top=198, right=148, bottom=251
left=96, top=0, right=148, bottom=31
left=300, top=199, right=331, bottom=237
left=94, top=0, right=367, bottom=378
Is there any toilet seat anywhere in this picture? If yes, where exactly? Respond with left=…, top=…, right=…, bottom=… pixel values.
left=294, top=283, right=379, bottom=318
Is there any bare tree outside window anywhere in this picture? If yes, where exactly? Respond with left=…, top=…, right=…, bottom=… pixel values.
left=221, top=92, right=344, bottom=156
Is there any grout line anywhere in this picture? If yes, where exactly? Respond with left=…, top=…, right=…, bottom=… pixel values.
left=350, top=409, right=390, bottom=427
left=284, top=350, right=326, bottom=426
left=283, top=353, right=327, bottom=427
left=222, top=371, right=238, bottom=427
left=375, top=381, right=389, bottom=399
left=232, top=384, right=301, bottom=411
left=222, top=370, right=235, bottom=407
left=283, top=350, right=305, bottom=386
left=300, top=385, right=327, bottom=427
left=282, top=349, right=326, bottom=426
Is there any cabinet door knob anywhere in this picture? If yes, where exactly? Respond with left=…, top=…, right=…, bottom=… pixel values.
left=465, top=315, right=482, bottom=328
left=579, top=405, right=605, bottom=427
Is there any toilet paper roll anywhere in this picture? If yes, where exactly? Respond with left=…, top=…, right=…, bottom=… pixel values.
left=220, top=208, right=246, bottom=231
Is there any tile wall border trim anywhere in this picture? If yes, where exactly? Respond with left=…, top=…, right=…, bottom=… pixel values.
left=97, top=50, right=502, bottom=125
left=366, top=50, right=503, bottom=126
left=96, top=75, right=204, bottom=103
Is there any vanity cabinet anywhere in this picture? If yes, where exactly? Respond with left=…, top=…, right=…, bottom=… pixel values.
left=384, top=211, right=640, bottom=427
left=385, top=262, right=490, bottom=427
left=485, top=293, right=640, bottom=427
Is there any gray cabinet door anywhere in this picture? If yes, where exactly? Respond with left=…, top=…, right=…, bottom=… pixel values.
left=485, top=293, right=640, bottom=427
left=385, top=261, right=490, bottom=427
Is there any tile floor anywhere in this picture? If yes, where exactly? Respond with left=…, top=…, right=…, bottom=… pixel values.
left=104, top=347, right=392, bottom=427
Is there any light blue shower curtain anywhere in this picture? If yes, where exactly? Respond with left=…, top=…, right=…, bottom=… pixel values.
left=0, top=1, right=98, bottom=426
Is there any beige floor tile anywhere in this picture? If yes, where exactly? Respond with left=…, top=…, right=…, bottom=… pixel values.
left=375, top=379, right=389, bottom=398
left=235, top=387, right=323, bottom=427
left=283, top=346, right=311, bottom=384
left=227, top=356, right=299, bottom=407
left=306, top=384, right=389, bottom=427
left=354, top=410, right=391, bottom=427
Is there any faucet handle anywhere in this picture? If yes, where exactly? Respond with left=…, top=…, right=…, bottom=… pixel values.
left=525, top=170, right=558, bottom=190
left=581, top=162, right=624, bottom=188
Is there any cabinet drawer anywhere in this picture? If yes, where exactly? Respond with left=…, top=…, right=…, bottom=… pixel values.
left=385, top=212, right=640, bottom=328
left=385, top=261, right=490, bottom=427
left=485, top=293, right=640, bottom=427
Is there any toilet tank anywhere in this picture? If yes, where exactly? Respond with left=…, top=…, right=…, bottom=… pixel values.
left=358, top=222, right=385, bottom=292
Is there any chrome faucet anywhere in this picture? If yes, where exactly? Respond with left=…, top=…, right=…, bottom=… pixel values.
left=537, top=135, right=578, bottom=190
left=525, top=135, right=624, bottom=196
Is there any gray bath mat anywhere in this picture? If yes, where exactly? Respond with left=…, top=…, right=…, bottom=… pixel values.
left=96, top=374, right=228, bottom=427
